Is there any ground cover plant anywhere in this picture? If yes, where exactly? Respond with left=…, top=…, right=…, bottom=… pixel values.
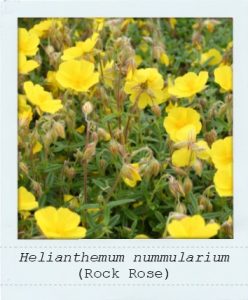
left=18, top=18, right=233, bottom=239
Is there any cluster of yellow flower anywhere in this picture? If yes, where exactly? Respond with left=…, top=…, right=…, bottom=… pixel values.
left=18, top=18, right=233, bottom=239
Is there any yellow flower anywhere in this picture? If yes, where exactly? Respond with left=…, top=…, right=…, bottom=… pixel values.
left=64, top=194, right=79, bottom=209
left=61, top=33, right=99, bottom=61
left=18, top=28, right=40, bottom=56
left=200, top=48, right=222, bottom=66
left=169, top=18, right=177, bottom=30
left=168, top=71, right=208, bottom=99
left=30, top=19, right=62, bottom=38
left=34, top=206, right=87, bottom=239
left=203, top=19, right=220, bottom=32
left=87, top=207, right=101, bottom=214
left=121, top=163, right=142, bottom=187
left=214, top=166, right=233, bottom=197
left=135, top=55, right=143, bottom=66
left=32, top=141, right=43, bottom=154
left=134, top=234, right=149, bottom=239
left=172, top=140, right=210, bottom=167
left=18, top=186, right=39, bottom=211
left=214, top=65, right=232, bottom=92
left=93, top=18, right=105, bottom=32
left=46, top=71, right=63, bottom=91
left=56, top=60, right=99, bottom=92
left=165, top=101, right=178, bottom=113
left=211, top=137, right=232, bottom=170
left=18, top=53, right=39, bottom=74
left=160, top=52, right=170, bottom=66
left=167, top=215, right=220, bottom=238
left=76, top=124, right=85, bottom=133
left=163, top=107, right=202, bottom=142
left=24, top=81, right=63, bottom=114
left=139, top=42, right=149, bottom=53
left=18, top=94, right=33, bottom=126
left=124, top=68, right=165, bottom=109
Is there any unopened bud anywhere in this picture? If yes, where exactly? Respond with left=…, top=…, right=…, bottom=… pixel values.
left=19, top=162, right=29, bottom=176
left=31, top=180, right=43, bottom=198
left=172, top=166, right=188, bottom=176
left=82, top=142, right=96, bottom=161
left=74, top=149, right=84, bottom=162
left=63, top=165, right=76, bottom=180
left=205, top=129, right=217, bottom=146
left=148, top=158, right=161, bottom=177
left=221, top=216, right=233, bottom=237
left=82, top=101, right=93, bottom=115
left=153, top=45, right=164, bottom=60
left=175, top=202, right=187, bottom=214
left=53, top=122, right=65, bottom=139
left=168, top=176, right=185, bottom=198
left=45, top=45, right=55, bottom=56
left=151, top=105, right=161, bottom=117
left=109, top=139, right=120, bottom=155
left=97, top=128, right=111, bottom=141
left=192, top=159, right=203, bottom=176
left=183, top=177, right=193, bottom=195
left=198, top=195, right=213, bottom=212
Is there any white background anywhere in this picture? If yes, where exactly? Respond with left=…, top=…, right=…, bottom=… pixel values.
left=1, top=0, right=248, bottom=299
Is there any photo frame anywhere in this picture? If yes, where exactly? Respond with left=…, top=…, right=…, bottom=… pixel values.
left=1, top=0, right=248, bottom=299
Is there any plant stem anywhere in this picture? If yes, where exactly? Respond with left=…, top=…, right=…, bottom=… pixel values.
left=105, top=173, right=121, bottom=202
left=83, top=121, right=90, bottom=203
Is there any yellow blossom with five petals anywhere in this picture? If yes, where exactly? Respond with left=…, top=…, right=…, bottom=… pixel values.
left=214, top=166, right=233, bottom=197
left=200, top=48, right=222, bottom=66
left=214, top=65, right=232, bottom=92
left=124, top=68, right=165, bottom=109
left=172, top=140, right=210, bottom=167
left=61, top=33, right=99, bottom=61
left=18, top=28, right=40, bottom=56
left=56, top=60, right=99, bottom=92
left=24, top=81, right=63, bottom=114
left=168, top=71, right=208, bottom=99
left=121, top=163, right=142, bottom=187
left=167, top=215, right=220, bottom=238
left=34, top=206, right=87, bottom=239
left=18, top=94, right=33, bottom=126
left=18, top=53, right=39, bottom=74
left=163, top=107, right=202, bottom=142
left=211, top=137, right=232, bottom=170
left=18, top=186, right=39, bottom=211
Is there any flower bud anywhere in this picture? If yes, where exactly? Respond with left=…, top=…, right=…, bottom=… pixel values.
left=109, top=139, right=120, bottom=155
left=19, top=162, right=29, bottom=176
left=221, top=216, right=233, bottom=237
left=205, top=129, right=217, bottom=146
left=31, top=180, right=43, bottom=198
left=149, top=158, right=161, bottom=177
left=63, top=165, right=76, bottom=180
left=82, top=142, right=96, bottom=161
left=168, top=176, right=185, bottom=198
left=198, top=195, right=213, bottom=212
left=53, top=122, right=65, bottom=139
left=172, top=166, right=188, bottom=176
left=183, top=177, right=193, bottom=195
left=151, top=105, right=161, bottom=117
left=82, top=101, right=93, bottom=115
left=192, top=159, right=203, bottom=176
left=175, top=202, right=187, bottom=214
left=97, top=128, right=111, bottom=141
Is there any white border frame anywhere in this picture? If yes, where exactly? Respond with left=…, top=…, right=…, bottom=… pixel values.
left=1, top=0, right=248, bottom=299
